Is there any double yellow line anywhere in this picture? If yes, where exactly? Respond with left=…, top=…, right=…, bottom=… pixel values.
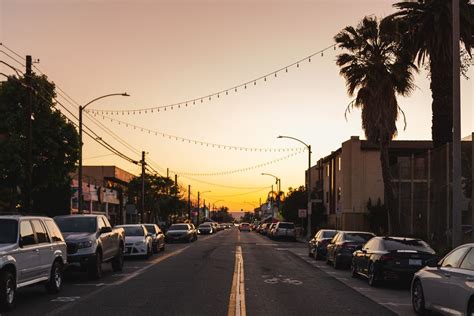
left=228, top=245, right=246, bottom=316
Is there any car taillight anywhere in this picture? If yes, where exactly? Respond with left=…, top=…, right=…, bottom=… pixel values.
left=380, top=254, right=394, bottom=262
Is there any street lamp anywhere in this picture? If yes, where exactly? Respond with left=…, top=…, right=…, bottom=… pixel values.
left=261, top=173, right=281, bottom=220
left=78, top=93, right=130, bottom=214
left=278, top=135, right=312, bottom=238
left=212, top=199, right=225, bottom=211
left=197, top=190, right=211, bottom=224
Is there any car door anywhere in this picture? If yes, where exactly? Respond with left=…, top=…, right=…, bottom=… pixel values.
left=360, top=238, right=376, bottom=275
left=16, top=220, right=41, bottom=283
left=327, top=233, right=339, bottom=262
left=447, top=247, right=474, bottom=314
left=31, top=219, right=53, bottom=278
left=155, top=225, right=164, bottom=248
left=97, top=217, right=112, bottom=260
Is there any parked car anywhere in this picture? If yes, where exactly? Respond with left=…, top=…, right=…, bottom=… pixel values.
left=326, top=231, right=375, bottom=269
left=198, top=223, right=214, bottom=235
left=115, top=225, right=154, bottom=258
left=411, top=243, right=474, bottom=315
left=54, top=215, right=125, bottom=279
left=352, top=236, right=437, bottom=286
left=239, top=223, right=251, bottom=232
left=259, top=223, right=269, bottom=235
left=267, top=223, right=278, bottom=238
left=308, top=229, right=337, bottom=260
left=165, top=223, right=197, bottom=243
left=0, top=216, right=67, bottom=311
left=271, top=222, right=296, bottom=241
left=143, top=224, right=165, bottom=253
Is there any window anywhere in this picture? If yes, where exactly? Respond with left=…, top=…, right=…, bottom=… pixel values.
left=55, top=217, right=97, bottom=233
left=326, top=165, right=330, bottom=177
left=20, top=221, right=36, bottom=246
left=459, top=248, right=474, bottom=271
left=442, top=247, right=469, bottom=268
left=44, top=220, right=64, bottom=242
left=338, top=157, right=341, bottom=171
left=97, top=217, right=106, bottom=231
left=31, top=220, right=49, bottom=243
left=364, top=238, right=377, bottom=251
left=0, top=219, right=18, bottom=244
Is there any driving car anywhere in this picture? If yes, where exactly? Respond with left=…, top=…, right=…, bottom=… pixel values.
left=239, top=223, right=251, bottom=232
left=165, top=223, right=197, bottom=243
left=198, top=223, right=214, bottom=234
left=351, top=236, right=438, bottom=286
left=411, top=243, right=474, bottom=316
left=116, top=224, right=153, bottom=258
left=143, top=224, right=165, bottom=253
left=0, top=216, right=67, bottom=312
left=326, top=231, right=375, bottom=269
left=308, top=229, right=337, bottom=260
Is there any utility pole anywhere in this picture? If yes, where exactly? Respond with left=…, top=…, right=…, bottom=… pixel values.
left=141, top=151, right=146, bottom=223
left=197, top=191, right=200, bottom=225
left=188, top=185, right=191, bottom=220
left=25, top=55, right=33, bottom=213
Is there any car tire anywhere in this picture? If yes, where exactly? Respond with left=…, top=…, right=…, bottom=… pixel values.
left=367, top=263, right=378, bottom=287
left=351, top=261, right=358, bottom=278
left=146, top=244, right=152, bottom=259
left=308, top=247, right=314, bottom=257
left=160, top=243, right=165, bottom=252
left=467, top=298, right=473, bottom=316
left=0, top=270, right=16, bottom=312
left=88, top=251, right=103, bottom=280
left=333, top=256, right=341, bottom=270
left=412, top=279, right=428, bottom=315
left=45, top=261, right=62, bottom=294
left=111, top=245, right=124, bottom=272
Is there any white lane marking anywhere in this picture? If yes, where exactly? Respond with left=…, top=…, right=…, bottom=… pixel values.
left=73, top=283, right=105, bottom=287
left=228, top=245, right=246, bottom=316
left=51, top=296, right=80, bottom=302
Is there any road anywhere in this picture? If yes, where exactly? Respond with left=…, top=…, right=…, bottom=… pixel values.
left=7, top=228, right=405, bottom=316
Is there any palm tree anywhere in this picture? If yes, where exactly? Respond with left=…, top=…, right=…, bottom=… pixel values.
left=335, top=17, right=417, bottom=234
left=385, top=0, right=473, bottom=148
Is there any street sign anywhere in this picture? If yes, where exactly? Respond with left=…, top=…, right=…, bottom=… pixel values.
left=298, top=209, right=307, bottom=218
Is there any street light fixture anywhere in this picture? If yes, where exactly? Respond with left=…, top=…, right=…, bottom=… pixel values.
left=197, top=190, right=211, bottom=224
left=277, top=135, right=312, bottom=238
left=78, top=93, right=130, bottom=214
left=261, top=173, right=281, bottom=221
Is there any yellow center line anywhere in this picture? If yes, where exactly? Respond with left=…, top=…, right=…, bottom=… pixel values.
left=228, top=245, right=246, bottom=316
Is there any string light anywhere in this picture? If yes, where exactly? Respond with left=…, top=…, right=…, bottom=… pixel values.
left=96, top=114, right=306, bottom=153
left=86, top=43, right=337, bottom=116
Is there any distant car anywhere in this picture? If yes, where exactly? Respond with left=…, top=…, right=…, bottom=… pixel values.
left=116, top=224, right=153, bottom=258
left=198, top=223, right=214, bottom=235
left=143, top=224, right=165, bottom=253
left=352, top=236, right=437, bottom=286
left=308, top=229, right=337, bottom=260
left=165, top=223, right=197, bottom=243
left=239, top=223, right=250, bottom=232
left=0, top=216, right=67, bottom=312
left=326, top=231, right=375, bottom=269
left=272, top=222, right=296, bottom=241
left=411, top=243, right=474, bottom=315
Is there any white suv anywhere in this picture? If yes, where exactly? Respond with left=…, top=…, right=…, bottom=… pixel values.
left=0, top=215, right=67, bottom=311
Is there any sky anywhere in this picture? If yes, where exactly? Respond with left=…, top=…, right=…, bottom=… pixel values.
left=1, top=0, right=473, bottom=212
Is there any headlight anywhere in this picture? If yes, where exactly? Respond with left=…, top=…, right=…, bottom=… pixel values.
left=77, top=240, right=93, bottom=249
left=135, top=241, right=146, bottom=246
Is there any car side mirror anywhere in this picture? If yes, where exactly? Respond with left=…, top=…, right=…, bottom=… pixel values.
left=100, top=226, right=112, bottom=234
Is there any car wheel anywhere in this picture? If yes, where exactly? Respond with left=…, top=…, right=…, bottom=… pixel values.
left=88, top=251, right=103, bottom=280
left=326, top=255, right=331, bottom=265
left=333, top=256, right=341, bottom=270
left=308, top=247, right=314, bottom=257
left=351, top=261, right=358, bottom=278
left=467, top=298, right=473, bottom=316
left=412, top=280, right=428, bottom=315
left=45, top=261, right=62, bottom=294
left=0, top=270, right=16, bottom=312
left=160, top=242, right=165, bottom=252
left=146, top=244, right=152, bottom=258
left=112, top=245, right=124, bottom=272
left=367, top=263, right=378, bottom=287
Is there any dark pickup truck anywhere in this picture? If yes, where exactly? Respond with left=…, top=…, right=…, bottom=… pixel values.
left=54, top=215, right=125, bottom=279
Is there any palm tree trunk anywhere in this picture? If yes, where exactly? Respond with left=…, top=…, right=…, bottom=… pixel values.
left=380, top=142, right=399, bottom=235
left=430, top=56, right=453, bottom=148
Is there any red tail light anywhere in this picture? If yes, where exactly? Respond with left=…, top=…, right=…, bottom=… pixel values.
left=380, top=254, right=394, bottom=262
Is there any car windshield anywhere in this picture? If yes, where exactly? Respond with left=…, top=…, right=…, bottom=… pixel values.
left=0, top=219, right=18, bottom=244
left=382, top=238, right=435, bottom=254
left=322, top=231, right=337, bottom=238
left=199, top=224, right=211, bottom=228
left=169, top=224, right=189, bottom=231
left=122, top=226, right=144, bottom=236
left=279, top=223, right=294, bottom=229
left=345, top=233, right=374, bottom=243
left=144, top=225, right=156, bottom=234
left=55, top=217, right=97, bottom=233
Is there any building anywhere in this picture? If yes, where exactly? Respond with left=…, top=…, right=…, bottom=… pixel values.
left=71, top=166, right=136, bottom=225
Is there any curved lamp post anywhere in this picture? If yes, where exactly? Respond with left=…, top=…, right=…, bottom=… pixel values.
left=197, top=190, right=211, bottom=224
left=278, top=135, right=312, bottom=238
left=78, top=93, right=129, bottom=214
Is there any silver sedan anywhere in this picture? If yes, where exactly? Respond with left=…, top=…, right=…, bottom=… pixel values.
left=411, top=243, right=474, bottom=315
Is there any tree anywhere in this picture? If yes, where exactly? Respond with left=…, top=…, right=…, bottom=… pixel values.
left=210, top=206, right=234, bottom=223
left=281, top=186, right=306, bottom=224
left=386, top=0, right=473, bottom=148
left=0, top=74, right=79, bottom=214
left=240, top=212, right=254, bottom=223
left=335, top=17, right=418, bottom=234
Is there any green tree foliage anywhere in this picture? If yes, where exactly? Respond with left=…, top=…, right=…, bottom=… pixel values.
left=281, top=186, right=306, bottom=224
left=127, top=174, right=186, bottom=223
left=335, top=17, right=417, bottom=234
left=210, top=206, right=234, bottom=223
left=386, top=0, right=473, bottom=148
left=365, top=198, right=388, bottom=235
left=240, top=211, right=254, bottom=223
left=0, top=74, right=79, bottom=214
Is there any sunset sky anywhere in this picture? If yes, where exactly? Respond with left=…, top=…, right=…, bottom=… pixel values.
left=1, top=0, right=473, bottom=212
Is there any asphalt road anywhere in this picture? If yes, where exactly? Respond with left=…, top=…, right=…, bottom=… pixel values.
left=5, top=228, right=398, bottom=316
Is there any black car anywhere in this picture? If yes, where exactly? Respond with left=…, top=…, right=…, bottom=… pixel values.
left=308, top=229, right=337, bottom=260
left=351, top=236, right=437, bottom=286
left=326, top=231, right=375, bottom=269
left=165, top=223, right=197, bottom=243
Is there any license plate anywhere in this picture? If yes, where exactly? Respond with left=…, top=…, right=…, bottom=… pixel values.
left=409, top=259, right=422, bottom=266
